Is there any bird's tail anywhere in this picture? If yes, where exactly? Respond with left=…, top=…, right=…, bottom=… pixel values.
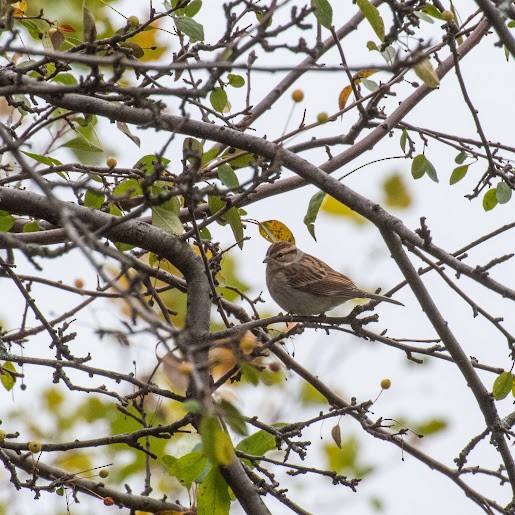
left=365, top=292, right=404, bottom=306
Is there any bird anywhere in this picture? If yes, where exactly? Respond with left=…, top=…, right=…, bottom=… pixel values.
left=263, top=241, right=403, bottom=315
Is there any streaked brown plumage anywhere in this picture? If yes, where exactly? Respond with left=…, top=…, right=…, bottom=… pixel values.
left=263, top=241, right=403, bottom=315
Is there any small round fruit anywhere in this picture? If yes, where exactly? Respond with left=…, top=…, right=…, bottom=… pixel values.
left=291, top=89, right=304, bottom=102
left=74, top=278, right=84, bottom=289
left=380, top=378, right=392, bottom=390
left=106, top=157, right=117, bottom=168
left=127, top=16, right=140, bottom=27
left=99, top=469, right=109, bottom=478
left=103, top=497, right=115, bottom=506
left=269, top=362, right=281, bottom=373
left=28, top=441, right=42, bottom=453
left=0, top=429, right=6, bottom=442
left=317, top=112, right=329, bottom=124
left=441, top=10, right=454, bottom=22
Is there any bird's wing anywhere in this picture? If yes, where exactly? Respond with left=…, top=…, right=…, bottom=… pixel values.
left=284, top=254, right=361, bottom=297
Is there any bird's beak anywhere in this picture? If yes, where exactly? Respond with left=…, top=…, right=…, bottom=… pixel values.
left=263, top=256, right=270, bottom=263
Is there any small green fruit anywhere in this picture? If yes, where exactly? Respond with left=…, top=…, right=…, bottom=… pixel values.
left=317, top=112, right=329, bottom=124
left=127, top=16, right=140, bottom=27
left=28, top=441, right=42, bottom=453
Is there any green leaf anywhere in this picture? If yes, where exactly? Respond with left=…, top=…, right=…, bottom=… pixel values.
left=22, top=221, right=40, bottom=233
left=454, top=151, right=467, bottom=164
left=492, top=372, right=513, bottom=400
left=61, top=136, right=102, bottom=153
left=22, top=151, right=62, bottom=167
left=361, top=78, right=379, bottom=91
left=496, top=182, right=512, bottom=204
left=201, top=147, right=220, bottom=165
left=238, top=360, right=259, bottom=385
left=483, top=188, right=498, bottom=211
left=414, top=10, right=435, bottom=24
left=356, top=0, right=385, bottom=41
left=199, top=414, right=235, bottom=466
left=167, top=451, right=209, bottom=488
left=1, top=362, right=16, bottom=391
left=236, top=425, right=286, bottom=458
left=52, top=73, right=78, bottom=85
left=84, top=189, right=105, bottom=209
left=226, top=207, right=244, bottom=248
left=152, top=199, right=183, bottom=235
left=210, top=87, right=229, bottom=113
left=303, top=190, right=325, bottom=241
left=449, top=165, right=469, bottom=185
left=113, top=178, right=142, bottom=199
left=400, top=128, right=408, bottom=153
left=183, top=399, right=203, bottom=414
left=311, top=0, right=333, bottom=29
left=414, top=418, right=448, bottom=436
left=134, top=154, right=170, bottom=174
left=227, top=74, right=245, bottom=88
left=217, top=164, right=239, bottom=189
left=411, top=154, right=439, bottom=182
left=0, top=210, right=15, bottom=232
left=183, top=0, right=202, bottom=17
left=301, top=381, right=327, bottom=405
left=183, top=137, right=204, bottom=164
left=173, top=15, right=205, bottom=41
left=19, top=20, right=42, bottom=40
left=422, top=4, right=445, bottom=20
left=197, top=466, right=231, bottom=515
left=208, top=195, right=226, bottom=218
left=219, top=399, right=248, bottom=436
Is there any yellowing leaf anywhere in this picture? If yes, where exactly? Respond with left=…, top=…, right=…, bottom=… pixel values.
left=338, top=85, right=353, bottom=111
left=214, top=427, right=235, bottom=465
left=1, top=362, right=16, bottom=391
left=414, top=58, right=440, bottom=88
left=200, top=414, right=235, bottom=466
left=383, top=173, right=411, bottom=209
left=258, top=220, right=295, bottom=243
left=130, top=24, right=166, bottom=61
left=320, top=195, right=367, bottom=224
left=356, top=0, right=385, bottom=41
left=338, top=70, right=377, bottom=110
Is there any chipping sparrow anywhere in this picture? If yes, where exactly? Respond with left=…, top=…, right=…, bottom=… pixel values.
left=263, top=241, right=403, bottom=315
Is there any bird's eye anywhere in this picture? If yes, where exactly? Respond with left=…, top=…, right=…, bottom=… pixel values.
left=277, top=253, right=284, bottom=258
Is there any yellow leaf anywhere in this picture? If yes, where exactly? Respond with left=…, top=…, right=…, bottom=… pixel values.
left=320, top=195, right=367, bottom=224
left=131, top=24, right=166, bottom=62
left=354, top=69, right=377, bottom=80
left=338, top=85, right=353, bottom=111
left=338, top=70, right=377, bottom=110
left=414, top=58, right=440, bottom=88
left=383, top=173, right=412, bottom=209
left=258, top=220, right=295, bottom=243
left=214, top=425, right=235, bottom=465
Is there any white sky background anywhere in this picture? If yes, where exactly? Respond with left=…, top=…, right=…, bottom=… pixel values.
left=1, top=1, right=515, bottom=514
